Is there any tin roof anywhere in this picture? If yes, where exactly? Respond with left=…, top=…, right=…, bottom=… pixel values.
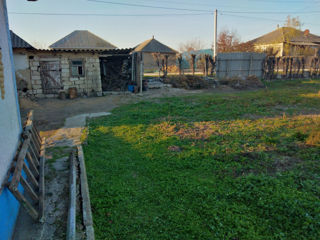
left=29, top=48, right=133, bottom=54
left=134, top=37, right=177, bottom=54
left=249, top=27, right=320, bottom=45
left=49, top=30, right=117, bottom=50
left=10, top=30, right=34, bottom=49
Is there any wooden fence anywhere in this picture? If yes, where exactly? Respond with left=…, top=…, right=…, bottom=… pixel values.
left=6, top=110, right=45, bottom=222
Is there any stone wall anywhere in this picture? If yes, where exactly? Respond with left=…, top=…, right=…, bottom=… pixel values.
left=22, top=50, right=102, bottom=98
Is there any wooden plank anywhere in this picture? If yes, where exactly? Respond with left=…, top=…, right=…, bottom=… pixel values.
left=24, top=110, right=34, bottom=130
left=33, top=125, right=42, bottom=143
left=31, top=128, right=41, bottom=152
left=9, top=187, right=39, bottom=221
left=20, top=176, right=39, bottom=203
left=38, top=137, right=46, bottom=222
left=67, top=150, right=76, bottom=240
left=9, top=137, right=31, bottom=191
left=0, top=140, right=21, bottom=195
left=26, top=152, right=39, bottom=178
left=32, top=127, right=41, bottom=149
left=23, top=162, right=39, bottom=189
left=29, top=139, right=40, bottom=159
left=78, top=145, right=95, bottom=240
left=28, top=145, right=40, bottom=167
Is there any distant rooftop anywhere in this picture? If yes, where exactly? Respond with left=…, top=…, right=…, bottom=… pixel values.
left=134, top=37, right=177, bottom=54
left=49, top=30, right=117, bottom=50
left=249, top=27, right=320, bottom=45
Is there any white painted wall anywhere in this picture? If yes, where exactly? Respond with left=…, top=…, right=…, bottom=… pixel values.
left=0, top=0, right=21, bottom=184
left=13, top=53, right=28, bottom=70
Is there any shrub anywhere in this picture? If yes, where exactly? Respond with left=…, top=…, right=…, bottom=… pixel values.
left=164, top=75, right=209, bottom=89
left=224, top=75, right=264, bottom=89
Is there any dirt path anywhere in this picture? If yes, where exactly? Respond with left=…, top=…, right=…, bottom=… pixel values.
left=19, top=87, right=235, bottom=134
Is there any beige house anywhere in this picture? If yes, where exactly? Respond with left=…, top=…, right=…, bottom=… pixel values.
left=249, top=27, right=320, bottom=57
left=133, top=37, right=178, bottom=72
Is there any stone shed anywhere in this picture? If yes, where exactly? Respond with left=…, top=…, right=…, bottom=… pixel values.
left=26, top=49, right=103, bottom=97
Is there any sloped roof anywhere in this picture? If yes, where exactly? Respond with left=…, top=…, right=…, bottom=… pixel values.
left=49, top=30, right=117, bottom=50
left=10, top=30, right=34, bottom=49
left=134, top=37, right=177, bottom=54
left=249, top=27, right=320, bottom=45
left=31, top=48, right=133, bottom=54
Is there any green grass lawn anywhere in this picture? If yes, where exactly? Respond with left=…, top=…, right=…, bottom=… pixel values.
left=84, top=79, right=320, bottom=240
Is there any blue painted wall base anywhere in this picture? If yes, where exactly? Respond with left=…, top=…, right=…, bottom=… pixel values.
left=0, top=188, right=20, bottom=240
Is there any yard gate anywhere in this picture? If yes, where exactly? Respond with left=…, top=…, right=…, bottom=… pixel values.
left=39, top=60, right=61, bottom=94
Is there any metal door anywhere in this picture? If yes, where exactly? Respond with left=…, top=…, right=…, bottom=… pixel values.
left=39, top=61, right=61, bottom=94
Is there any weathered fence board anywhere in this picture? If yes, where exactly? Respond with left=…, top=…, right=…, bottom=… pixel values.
left=6, top=110, right=46, bottom=222
left=216, top=52, right=266, bottom=79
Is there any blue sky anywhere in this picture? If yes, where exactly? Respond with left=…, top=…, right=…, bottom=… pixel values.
left=6, top=0, right=320, bottom=50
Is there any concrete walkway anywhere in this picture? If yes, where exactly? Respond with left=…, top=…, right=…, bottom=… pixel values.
left=46, top=112, right=111, bottom=147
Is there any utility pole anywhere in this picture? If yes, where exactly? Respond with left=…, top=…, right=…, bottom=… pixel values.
left=213, top=9, right=218, bottom=59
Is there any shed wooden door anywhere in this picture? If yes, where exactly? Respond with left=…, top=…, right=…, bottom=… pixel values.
left=39, top=61, right=61, bottom=94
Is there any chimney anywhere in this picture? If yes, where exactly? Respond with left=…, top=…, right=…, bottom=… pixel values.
left=304, top=29, right=310, bottom=36
left=277, top=24, right=279, bottom=29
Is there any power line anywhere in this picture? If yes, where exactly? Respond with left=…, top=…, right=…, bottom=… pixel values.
left=220, top=13, right=284, bottom=23
left=222, top=10, right=320, bottom=14
left=220, top=13, right=320, bottom=26
left=87, top=0, right=212, bottom=13
left=8, top=12, right=212, bottom=17
left=127, top=0, right=233, bottom=8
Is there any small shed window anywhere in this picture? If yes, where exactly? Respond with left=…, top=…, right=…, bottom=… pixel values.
left=71, top=60, right=84, bottom=77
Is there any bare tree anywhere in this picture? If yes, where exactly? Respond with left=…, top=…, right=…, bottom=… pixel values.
left=197, top=54, right=206, bottom=75
left=284, top=15, right=303, bottom=29
left=188, top=54, right=196, bottom=76
left=179, top=39, right=206, bottom=53
left=152, top=52, right=162, bottom=79
left=162, top=55, right=169, bottom=78
left=177, top=54, right=183, bottom=76
left=217, top=29, right=241, bottom=53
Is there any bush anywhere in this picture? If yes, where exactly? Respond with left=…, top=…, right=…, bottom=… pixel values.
left=164, top=75, right=209, bottom=89
left=224, top=75, right=264, bottom=89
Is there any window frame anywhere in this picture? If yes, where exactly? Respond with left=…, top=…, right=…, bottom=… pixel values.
left=70, top=59, right=85, bottom=77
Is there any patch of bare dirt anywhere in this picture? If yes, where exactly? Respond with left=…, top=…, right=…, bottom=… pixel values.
left=158, top=121, right=218, bottom=140
left=19, top=86, right=239, bottom=134
left=224, top=75, right=265, bottom=90
left=270, top=156, right=302, bottom=173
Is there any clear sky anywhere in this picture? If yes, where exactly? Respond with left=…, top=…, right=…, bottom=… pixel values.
left=6, top=0, right=320, bottom=50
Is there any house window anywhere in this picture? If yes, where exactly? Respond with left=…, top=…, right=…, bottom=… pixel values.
left=71, top=60, right=84, bottom=77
